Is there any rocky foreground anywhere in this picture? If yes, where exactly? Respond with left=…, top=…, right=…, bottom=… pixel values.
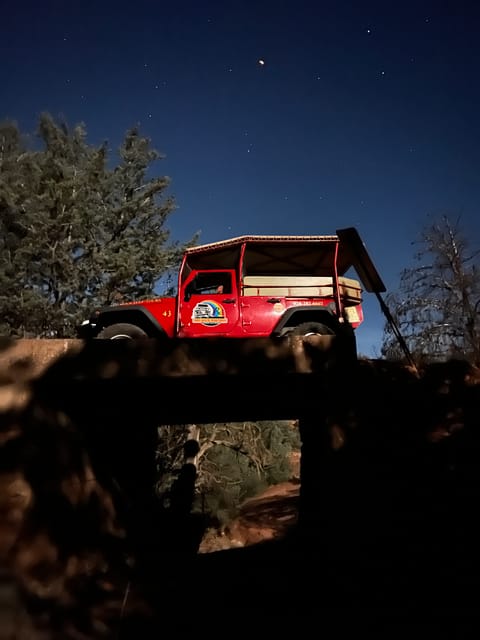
left=1, top=339, right=480, bottom=637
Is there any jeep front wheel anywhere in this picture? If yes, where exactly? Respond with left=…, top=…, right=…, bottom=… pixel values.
left=96, top=323, right=148, bottom=340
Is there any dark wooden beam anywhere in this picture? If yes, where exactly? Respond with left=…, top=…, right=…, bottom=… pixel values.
left=31, top=335, right=356, bottom=423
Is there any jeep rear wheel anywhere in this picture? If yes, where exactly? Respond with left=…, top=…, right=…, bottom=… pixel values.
left=291, top=322, right=334, bottom=337
left=96, top=323, right=148, bottom=340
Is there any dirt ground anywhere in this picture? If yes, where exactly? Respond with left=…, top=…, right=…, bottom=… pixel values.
left=199, top=476, right=300, bottom=552
left=2, top=339, right=480, bottom=638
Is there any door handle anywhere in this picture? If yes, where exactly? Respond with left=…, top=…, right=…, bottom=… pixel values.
left=267, top=298, right=281, bottom=303
left=222, top=298, right=236, bottom=304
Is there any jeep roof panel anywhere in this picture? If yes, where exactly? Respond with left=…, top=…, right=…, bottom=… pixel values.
left=183, top=235, right=343, bottom=277
left=185, top=234, right=339, bottom=254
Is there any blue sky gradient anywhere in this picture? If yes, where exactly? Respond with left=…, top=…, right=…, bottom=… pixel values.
left=2, top=0, right=479, bottom=355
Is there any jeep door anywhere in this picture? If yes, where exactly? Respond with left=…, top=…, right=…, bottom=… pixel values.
left=178, top=270, right=240, bottom=336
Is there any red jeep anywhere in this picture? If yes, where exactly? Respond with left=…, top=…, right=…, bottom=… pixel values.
left=77, top=227, right=385, bottom=353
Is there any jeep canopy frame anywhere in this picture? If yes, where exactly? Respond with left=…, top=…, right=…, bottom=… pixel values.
left=181, top=227, right=385, bottom=291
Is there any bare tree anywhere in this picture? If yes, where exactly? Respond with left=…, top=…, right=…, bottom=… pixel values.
left=155, top=420, right=299, bottom=526
left=382, top=215, right=480, bottom=364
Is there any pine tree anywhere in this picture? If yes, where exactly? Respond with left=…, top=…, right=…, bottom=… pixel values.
left=0, top=114, right=198, bottom=337
left=0, top=120, right=38, bottom=335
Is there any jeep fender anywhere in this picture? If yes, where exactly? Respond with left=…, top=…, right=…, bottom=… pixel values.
left=93, top=305, right=169, bottom=338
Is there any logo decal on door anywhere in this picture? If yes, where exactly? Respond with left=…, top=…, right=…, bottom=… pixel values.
left=192, top=300, right=228, bottom=326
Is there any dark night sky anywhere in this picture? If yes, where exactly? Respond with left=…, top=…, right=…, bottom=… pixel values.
left=2, top=0, right=480, bottom=355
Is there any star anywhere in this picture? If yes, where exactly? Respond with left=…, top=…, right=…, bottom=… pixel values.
left=258, top=59, right=265, bottom=66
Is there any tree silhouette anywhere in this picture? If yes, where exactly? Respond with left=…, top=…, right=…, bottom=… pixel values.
left=382, top=215, right=480, bottom=364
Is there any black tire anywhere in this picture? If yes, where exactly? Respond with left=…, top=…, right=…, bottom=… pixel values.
left=96, top=322, right=148, bottom=340
left=291, top=322, right=334, bottom=337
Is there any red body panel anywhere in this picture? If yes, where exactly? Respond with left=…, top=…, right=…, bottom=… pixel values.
left=132, top=298, right=178, bottom=337
left=136, top=287, right=363, bottom=338
left=238, top=297, right=332, bottom=336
